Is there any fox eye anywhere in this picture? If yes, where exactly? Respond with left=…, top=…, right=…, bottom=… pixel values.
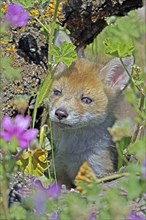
left=81, top=97, right=93, bottom=104
left=53, top=89, right=62, bottom=96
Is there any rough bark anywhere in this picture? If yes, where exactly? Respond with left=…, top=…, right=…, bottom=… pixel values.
left=59, top=0, right=143, bottom=48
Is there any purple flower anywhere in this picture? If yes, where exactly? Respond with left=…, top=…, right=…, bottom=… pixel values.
left=33, top=180, right=61, bottom=216
left=127, top=211, right=145, bottom=220
left=34, top=189, right=46, bottom=216
left=34, top=180, right=61, bottom=200
left=47, top=183, right=61, bottom=199
left=142, top=158, right=146, bottom=179
left=0, top=115, right=38, bottom=149
left=88, top=211, right=97, bottom=220
left=50, top=211, right=59, bottom=220
left=5, top=3, right=29, bottom=27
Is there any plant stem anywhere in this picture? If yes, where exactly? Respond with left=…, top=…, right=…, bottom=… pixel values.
left=49, top=119, right=57, bottom=183
left=53, top=0, right=60, bottom=23
left=48, top=0, right=60, bottom=66
left=0, top=159, right=10, bottom=220
left=44, top=1, right=60, bottom=181
left=34, top=16, right=50, bottom=34
left=120, top=57, right=141, bottom=92
left=120, top=58, right=145, bottom=143
left=120, top=57, right=131, bottom=78
left=96, top=172, right=130, bottom=183
left=131, top=89, right=145, bottom=143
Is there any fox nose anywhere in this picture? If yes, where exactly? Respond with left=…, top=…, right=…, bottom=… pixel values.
left=55, top=108, right=68, bottom=120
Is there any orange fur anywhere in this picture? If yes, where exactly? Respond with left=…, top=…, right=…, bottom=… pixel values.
left=50, top=59, right=111, bottom=120
left=48, top=58, right=134, bottom=187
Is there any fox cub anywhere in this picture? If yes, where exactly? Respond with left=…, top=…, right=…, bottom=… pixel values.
left=49, top=57, right=134, bottom=187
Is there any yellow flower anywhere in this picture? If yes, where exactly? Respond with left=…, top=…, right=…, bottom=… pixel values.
left=44, top=0, right=64, bottom=20
left=6, top=46, right=15, bottom=53
left=1, top=2, right=8, bottom=14
left=29, top=9, right=39, bottom=17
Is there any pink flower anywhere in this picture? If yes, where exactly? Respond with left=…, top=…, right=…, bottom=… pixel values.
left=5, top=3, right=29, bottom=27
left=0, top=115, right=38, bottom=149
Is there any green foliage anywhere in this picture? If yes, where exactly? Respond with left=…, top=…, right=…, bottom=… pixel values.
left=9, top=205, right=27, bottom=220
left=120, top=171, right=143, bottom=200
left=85, top=11, right=145, bottom=62
left=7, top=138, right=19, bottom=154
left=32, top=72, right=52, bottom=128
left=103, top=188, right=130, bottom=219
left=50, top=41, right=77, bottom=67
left=104, top=38, right=134, bottom=57
left=12, top=0, right=47, bottom=8
left=99, top=209, right=112, bottom=220
left=0, top=57, right=21, bottom=81
left=0, top=139, right=19, bottom=181
left=30, top=1, right=77, bottom=127
left=128, top=138, right=146, bottom=162
left=0, top=20, right=21, bottom=84
left=108, top=119, right=133, bottom=142
left=105, top=12, right=144, bottom=42
left=0, top=1, right=145, bottom=220
left=60, top=192, right=89, bottom=220
left=32, top=41, right=77, bottom=127
left=32, top=49, right=77, bottom=127
left=12, top=0, right=34, bottom=8
left=83, top=182, right=101, bottom=202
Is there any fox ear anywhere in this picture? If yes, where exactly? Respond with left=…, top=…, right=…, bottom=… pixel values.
left=54, top=30, right=73, bottom=48
left=54, top=62, right=67, bottom=77
left=100, top=56, right=134, bottom=91
left=53, top=30, right=72, bottom=76
left=54, top=30, right=84, bottom=58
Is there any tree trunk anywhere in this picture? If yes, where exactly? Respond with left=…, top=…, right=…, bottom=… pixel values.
left=59, top=0, right=143, bottom=48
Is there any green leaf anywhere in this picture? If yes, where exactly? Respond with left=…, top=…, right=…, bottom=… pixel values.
left=104, top=38, right=134, bottom=58
left=61, top=192, right=89, bottom=220
left=36, top=74, right=52, bottom=108
left=86, top=10, right=145, bottom=60
left=0, top=139, right=8, bottom=149
left=45, top=199, right=59, bottom=214
left=9, top=204, right=26, bottom=220
left=50, top=41, right=77, bottom=67
left=32, top=72, right=52, bottom=128
left=12, top=0, right=34, bottom=8
left=0, top=164, right=5, bottom=177
left=120, top=173, right=143, bottom=200
left=99, top=209, right=112, bottom=220
left=0, top=56, right=12, bottom=66
left=128, top=138, right=146, bottom=162
left=8, top=137, right=19, bottom=153
left=103, top=188, right=130, bottom=219
left=51, top=44, right=61, bottom=61
left=61, top=41, right=77, bottom=66
left=0, top=57, right=20, bottom=80
left=108, top=119, right=133, bottom=142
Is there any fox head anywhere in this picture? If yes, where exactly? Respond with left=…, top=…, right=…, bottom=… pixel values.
left=49, top=57, right=134, bottom=129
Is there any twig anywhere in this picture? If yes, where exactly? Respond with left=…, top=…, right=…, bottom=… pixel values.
left=96, top=172, right=130, bottom=183
left=131, top=89, right=145, bottom=143
left=49, top=120, right=57, bottom=183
